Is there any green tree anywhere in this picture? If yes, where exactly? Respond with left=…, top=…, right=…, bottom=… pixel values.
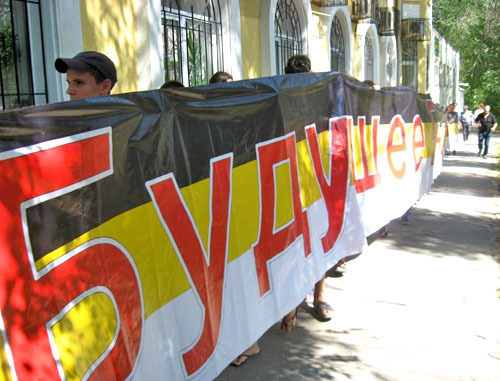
left=433, top=0, right=500, bottom=112
left=187, top=31, right=208, bottom=86
left=0, top=0, right=15, bottom=84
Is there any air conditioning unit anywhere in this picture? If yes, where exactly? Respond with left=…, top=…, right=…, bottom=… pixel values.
left=352, top=0, right=374, bottom=21
left=310, top=0, right=347, bottom=7
left=401, top=18, right=430, bottom=41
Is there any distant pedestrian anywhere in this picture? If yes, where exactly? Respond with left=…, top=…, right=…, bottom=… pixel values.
left=473, top=102, right=486, bottom=121
left=460, top=105, right=473, bottom=141
left=474, top=105, right=498, bottom=158
left=55, top=51, right=117, bottom=101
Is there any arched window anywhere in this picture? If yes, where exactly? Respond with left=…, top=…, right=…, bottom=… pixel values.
left=162, top=0, right=224, bottom=86
left=0, top=0, right=48, bottom=110
left=402, top=40, right=418, bottom=89
left=364, top=35, right=374, bottom=81
left=330, top=15, right=345, bottom=73
left=274, top=0, right=302, bottom=75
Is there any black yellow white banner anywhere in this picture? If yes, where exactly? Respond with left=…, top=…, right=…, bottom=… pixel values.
left=0, top=73, right=446, bottom=380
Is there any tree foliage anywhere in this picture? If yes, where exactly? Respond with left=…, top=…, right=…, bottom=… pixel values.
left=433, top=0, right=500, bottom=111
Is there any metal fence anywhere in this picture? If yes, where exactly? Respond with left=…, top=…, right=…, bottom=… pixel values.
left=0, top=0, right=48, bottom=111
left=330, top=15, right=346, bottom=73
left=161, top=0, right=224, bottom=87
left=275, top=0, right=303, bottom=75
left=402, top=40, right=418, bottom=89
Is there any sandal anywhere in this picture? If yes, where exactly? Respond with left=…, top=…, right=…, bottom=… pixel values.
left=313, top=301, right=333, bottom=321
left=230, top=349, right=261, bottom=367
left=326, top=261, right=346, bottom=278
left=280, top=307, right=298, bottom=333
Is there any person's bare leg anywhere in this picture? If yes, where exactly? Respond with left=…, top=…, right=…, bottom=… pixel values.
left=280, top=308, right=298, bottom=333
left=314, top=275, right=326, bottom=303
left=231, top=341, right=260, bottom=366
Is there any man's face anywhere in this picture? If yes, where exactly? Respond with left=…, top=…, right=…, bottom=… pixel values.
left=66, top=69, right=110, bottom=100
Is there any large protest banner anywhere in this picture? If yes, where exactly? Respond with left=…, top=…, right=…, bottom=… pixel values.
left=0, top=73, right=446, bottom=380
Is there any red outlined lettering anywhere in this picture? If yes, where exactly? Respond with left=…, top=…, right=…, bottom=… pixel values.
left=348, top=116, right=380, bottom=193
left=387, top=115, right=407, bottom=179
left=304, top=118, right=349, bottom=253
left=146, top=153, right=232, bottom=377
left=412, top=115, right=425, bottom=172
left=0, top=129, right=143, bottom=380
left=252, top=132, right=311, bottom=297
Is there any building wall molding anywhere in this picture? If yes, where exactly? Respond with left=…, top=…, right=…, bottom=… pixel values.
left=355, top=23, right=380, bottom=84
left=43, top=0, right=83, bottom=102
left=260, top=0, right=312, bottom=76
left=327, top=6, right=353, bottom=76
left=379, top=35, right=397, bottom=87
left=222, top=0, right=243, bottom=80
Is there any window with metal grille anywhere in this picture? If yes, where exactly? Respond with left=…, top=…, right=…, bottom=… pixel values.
left=275, top=0, right=302, bottom=75
left=161, top=0, right=224, bottom=87
left=364, top=35, right=374, bottom=81
left=0, top=0, right=48, bottom=111
left=330, top=15, right=345, bottom=73
left=402, top=40, right=418, bottom=89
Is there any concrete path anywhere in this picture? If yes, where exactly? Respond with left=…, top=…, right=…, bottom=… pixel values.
left=216, top=134, right=500, bottom=381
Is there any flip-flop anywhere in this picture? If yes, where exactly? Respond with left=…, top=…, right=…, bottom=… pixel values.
left=230, top=350, right=261, bottom=367
left=313, top=301, right=333, bottom=321
left=378, top=229, right=389, bottom=238
left=326, top=262, right=346, bottom=278
left=280, top=307, right=298, bottom=333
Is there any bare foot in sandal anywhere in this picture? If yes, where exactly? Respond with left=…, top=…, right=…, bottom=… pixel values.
left=313, top=301, right=333, bottom=321
left=231, top=342, right=260, bottom=367
left=280, top=307, right=298, bottom=333
left=313, top=276, right=333, bottom=321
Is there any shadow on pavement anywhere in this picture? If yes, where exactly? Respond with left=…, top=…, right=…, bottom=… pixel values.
left=216, top=135, right=500, bottom=380
left=382, top=208, right=497, bottom=260
left=377, top=138, right=500, bottom=262
left=429, top=170, right=496, bottom=197
left=215, top=311, right=395, bottom=381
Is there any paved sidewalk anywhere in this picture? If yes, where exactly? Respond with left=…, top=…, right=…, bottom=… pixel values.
left=217, top=133, right=500, bottom=381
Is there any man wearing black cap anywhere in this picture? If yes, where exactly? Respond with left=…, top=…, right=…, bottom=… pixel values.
left=55, top=51, right=117, bottom=101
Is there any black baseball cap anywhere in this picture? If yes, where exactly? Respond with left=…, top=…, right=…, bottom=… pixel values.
left=55, top=51, right=117, bottom=87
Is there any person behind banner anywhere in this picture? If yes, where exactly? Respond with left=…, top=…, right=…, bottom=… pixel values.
left=363, top=79, right=390, bottom=238
left=160, top=80, right=184, bottom=89
left=55, top=51, right=117, bottom=101
left=209, top=71, right=233, bottom=84
left=363, top=79, right=379, bottom=90
left=231, top=55, right=329, bottom=367
left=460, top=105, right=473, bottom=142
left=474, top=105, right=498, bottom=158
left=282, top=54, right=335, bottom=324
